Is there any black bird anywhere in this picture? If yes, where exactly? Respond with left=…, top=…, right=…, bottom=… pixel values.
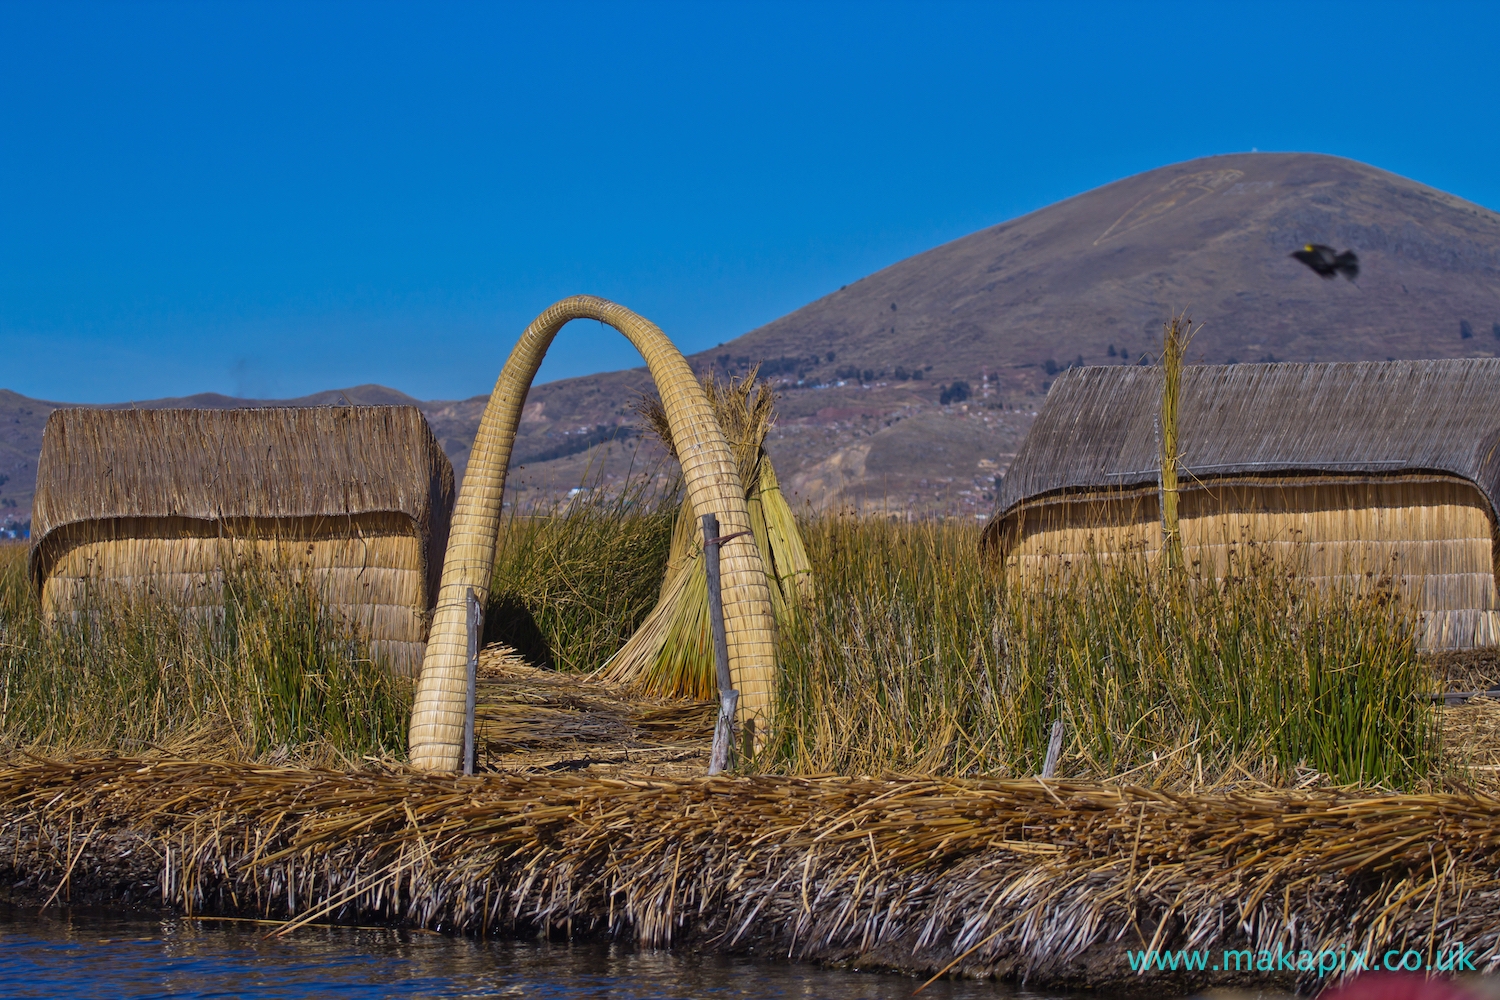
left=1291, top=243, right=1359, bottom=281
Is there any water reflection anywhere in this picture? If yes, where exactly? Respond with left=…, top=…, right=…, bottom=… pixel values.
left=0, top=906, right=1050, bottom=999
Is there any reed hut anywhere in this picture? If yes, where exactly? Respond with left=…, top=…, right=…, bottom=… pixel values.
left=29, top=406, right=454, bottom=675
left=983, top=359, right=1500, bottom=650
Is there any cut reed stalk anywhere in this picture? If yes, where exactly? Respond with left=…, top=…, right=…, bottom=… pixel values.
left=1159, top=312, right=1195, bottom=574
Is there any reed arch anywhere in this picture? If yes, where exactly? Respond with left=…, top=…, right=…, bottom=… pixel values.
left=408, top=295, right=778, bottom=771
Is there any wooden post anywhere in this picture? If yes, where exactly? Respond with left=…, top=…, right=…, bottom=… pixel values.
left=464, top=587, right=482, bottom=776
left=703, top=513, right=739, bottom=775
left=1041, top=718, right=1064, bottom=778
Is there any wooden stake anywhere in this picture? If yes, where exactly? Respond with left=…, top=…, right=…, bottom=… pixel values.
left=703, top=513, right=738, bottom=775
left=1041, top=718, right=1064, bottom=778
left=463, top=588, right=482, bottom=776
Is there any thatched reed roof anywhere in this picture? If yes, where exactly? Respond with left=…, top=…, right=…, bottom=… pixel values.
left=30, top=406, right=454, bottom=568
left=992, top=359, right=1500, bottom=523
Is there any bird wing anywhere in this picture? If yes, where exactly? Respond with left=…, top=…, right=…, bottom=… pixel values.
left=1334, top=250, right=1359, bottom=281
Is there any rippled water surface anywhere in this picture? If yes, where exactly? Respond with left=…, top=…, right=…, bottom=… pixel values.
left=0, top=907, right=1047, bottom=999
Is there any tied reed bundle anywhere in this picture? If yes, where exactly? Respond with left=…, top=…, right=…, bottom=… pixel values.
left=1159, top=312, right=1197, bottom=574
left=602, top=368, right=814, bottom=699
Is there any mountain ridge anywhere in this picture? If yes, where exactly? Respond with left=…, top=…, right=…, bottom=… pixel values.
left=6, top=152, right=1499, bottom=522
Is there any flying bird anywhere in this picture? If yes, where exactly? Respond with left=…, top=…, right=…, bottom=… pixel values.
left=1291, top=243, right=1359, bottom=281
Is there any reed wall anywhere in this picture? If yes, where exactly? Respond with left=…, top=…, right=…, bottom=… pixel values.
left=39, top=514, right=432, bottom=675
left=994, top=474, right=1500, bottom=650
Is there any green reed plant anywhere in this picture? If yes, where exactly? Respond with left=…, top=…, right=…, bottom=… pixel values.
left=219, top=566, right=410, bottom=757
left=764, top=516, right=1436, bottom=789
left=0, top=545, right=409, bottom=764
left=486, top=469, right=676, bottom=672
left=2, top=470, right=1435, bottom=787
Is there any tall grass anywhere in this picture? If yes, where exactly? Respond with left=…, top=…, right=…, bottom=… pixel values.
left=477, top=482, right=1436, bottom=788
left=485, top=472, right=676, bottom=672
left=0, top=545, right=409, bottom=765
left=0, top=468, right=1441, bottom=789
left=764, top=515, right=1436, bottom=789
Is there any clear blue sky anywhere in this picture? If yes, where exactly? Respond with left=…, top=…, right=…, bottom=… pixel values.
left=3, top=1, right=1497, bottom=403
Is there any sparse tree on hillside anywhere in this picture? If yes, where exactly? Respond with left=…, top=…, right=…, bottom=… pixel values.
left=939, top=381, right=971, bottom=406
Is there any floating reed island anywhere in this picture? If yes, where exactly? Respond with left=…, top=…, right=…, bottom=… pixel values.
left=5, top=755, right=1500, bottom=993
left=12, top=303, right=1500, bottom=990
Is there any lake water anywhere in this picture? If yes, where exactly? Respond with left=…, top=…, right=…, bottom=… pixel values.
left=0, top=906, right=1049, bottom=999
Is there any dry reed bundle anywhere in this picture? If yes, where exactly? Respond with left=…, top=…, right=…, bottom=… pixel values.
left=7, top=757, right=1500, bottom=990
left=411, top=296, right=777, bottom=771
left=602, top=369, right=814, bottom=699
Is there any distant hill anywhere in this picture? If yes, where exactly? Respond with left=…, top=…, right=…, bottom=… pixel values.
left=710, top=151, right=1500, bottom=387
left=6, top=151, right=1499, bottom=521
left=477, top=151, right=1500, bottom=514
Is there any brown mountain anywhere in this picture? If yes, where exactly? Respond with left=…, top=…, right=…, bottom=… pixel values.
left=6, top=152, right=1499, bottom=523
left=475, top=151, right=1500, bottom=515
left=714, top=151, right=1500, bottom=385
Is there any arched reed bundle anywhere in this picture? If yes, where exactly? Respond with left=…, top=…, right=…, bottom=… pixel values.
left=28, top=406, right=454, bottom=676
left=602, top=369, right=814, bottom=699
left=409, top=296, right=777, bottom=772
left=7, top=756, right=1500, bottom=990
left=984, top=359, right=1500, bottom=650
